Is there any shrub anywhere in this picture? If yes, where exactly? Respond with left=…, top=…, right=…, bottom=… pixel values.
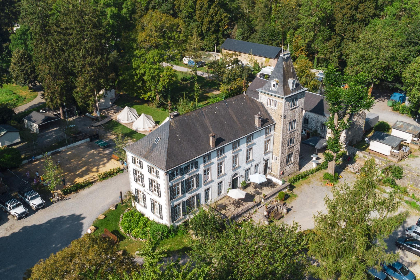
left=241, top=180, right=247, bottom=188
left=149, top=222, right=170, bottom=241
left=382, top=165, right=403, bottom=179
left=288, top=161, right=328, bottom=184
left=62, top=179, right=93, bottom=195
left=382, top=176, right=396, bottom=186
left=189, top=208, right=226, bottom=239
left=98, top=167, right=124, bottom=181
left=391, top=102, right=401, bottom=112
left=277, top=191, right=286, bottom=201
left=323, top=172, right=339, bottom=183
left=374, top=121, right=391, bottom=133
left=323, top=151, right=334, bottom=162
left=399, top=104, right=411, bottom=115
left=0, top=147, right=22, bottom=169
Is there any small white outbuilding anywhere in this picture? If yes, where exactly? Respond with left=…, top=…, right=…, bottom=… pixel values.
left=132, top=113, right=155, bottom=132
left=391, top=120, right=420, bottom=143
left=98, top=89, right=117, bottom=109
left=369, top=131, right=404, bottom=156
left=117, top=106, right=139, bottom=123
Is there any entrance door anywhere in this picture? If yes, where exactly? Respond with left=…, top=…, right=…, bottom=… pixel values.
left=231, top=175, right=239, bottom=189
left=263, top=159, right=268, bottom=175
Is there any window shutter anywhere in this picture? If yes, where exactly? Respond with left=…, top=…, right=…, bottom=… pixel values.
left=132, top=156, right=136, bottom=164
left=159, top=204, right=163, bottom=219
left=157, top=183, right=161, bottom=197
left=181, top=180, right=185, bottom=194
left=180, top=167, right=184, bottom=176
left=148, top=165, right=151, bottom=173
left=194, top=161, right=198, bottom=169
left=149, top=178, right=152, bottom=192
left=143, top=194, right=146, bottom=208
left=195, top=174, right=199, bottom=188
left=182, top=201, right=186, bottom=216
left=140, top=161, right=143, bottom=169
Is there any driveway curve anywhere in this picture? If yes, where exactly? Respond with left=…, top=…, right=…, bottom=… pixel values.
left=0, top=172, right=130, bottom=280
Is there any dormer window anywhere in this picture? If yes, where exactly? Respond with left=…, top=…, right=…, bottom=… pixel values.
left=271, top=79, right=279, bottom=90
left=288, top=78, right=299, bottom=90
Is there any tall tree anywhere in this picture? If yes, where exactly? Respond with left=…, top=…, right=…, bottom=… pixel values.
left=309, top=159, right=408, bottom=280
left=0, top=0, right=20, bottom=87
left=42, top=154, right=63, bottom=192
left=324, top=67, right=374, bottom=174
left=403, top=56, right=420, bottom=114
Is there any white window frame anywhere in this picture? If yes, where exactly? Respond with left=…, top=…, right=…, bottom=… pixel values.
left=232, top=153, right=239, bottom=169
left=203, top=167, right=211, bottom=183
left=204, top=187, right=211, bottom=203
left=288, top=137, right=295, bottom=147
left=217, top=181, right=223, bottom=196
left=267, top=98, right=277, bottom=108
left=217, top=161, right=224, bottom=177
left=171, top=203, right=181, bottom=222
left=264, top=139, right=270, bottom=153
left=288, top=120, right=297, bottom=131
left=290, top=98, right=298, bottom=108
left=203, top=153, right=211, bottom=164
left=286, top=152, right=294, bottom=165
left=170, top=182, right=181, bottom=200
left=245, top=168, right=250, bottom=182
left=133, top=169, right=144, bottom=186
left=232, top=140, right=240, bottom=151
left=246, top=147, right=253, bottom=162
left=217, top=147, right=225, bottom=158
left=246, top=134, right=253, bottom=144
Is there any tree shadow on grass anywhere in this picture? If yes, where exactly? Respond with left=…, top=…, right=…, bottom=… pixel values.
left=0, top=214, right=84, bottom=280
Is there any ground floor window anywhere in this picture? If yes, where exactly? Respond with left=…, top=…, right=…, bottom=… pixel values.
left=217, top=181, right=223, bottom=196
left=149, top=178, right=161, bottom=197
left=133, top=169, right=144, bottom=185
left=205, top=187, right=210, bottom=203
left=254, top=163, right=259, bottom=174
left=170, top=182, right=181, bottom=200
left=245, top=168, right=250, bottom=182
left=183, top=194, right=201, bottom=215
left=134, top=188, right=146, bottom=208
left=150, top=198, right=163, bottom=219
left=171, top=203, right=181, bottom=222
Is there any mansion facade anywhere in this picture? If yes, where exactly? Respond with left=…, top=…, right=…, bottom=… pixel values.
left=125, top=52, right=307, bottom=226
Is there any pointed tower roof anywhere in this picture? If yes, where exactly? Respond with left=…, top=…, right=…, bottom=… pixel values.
left=258, top=53, right=306, bottom=98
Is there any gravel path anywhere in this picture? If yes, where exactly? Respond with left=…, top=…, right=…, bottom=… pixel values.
left=14, top=92, right=46, bottom=113
left=0, top=173, right=130, bottom=280
left=161, top=62, right=213, bottom=78
left=368, top=99, right=419, bottom=126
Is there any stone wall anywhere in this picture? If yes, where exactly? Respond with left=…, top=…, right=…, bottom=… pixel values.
left=221, top=49, right=278, bottom=67
left=302, top=111, right=327, bottom=138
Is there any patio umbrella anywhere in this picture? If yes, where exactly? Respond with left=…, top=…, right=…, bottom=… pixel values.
left=227, top=189, right=247, bottom=200
left=249, top=173, right=267, bottom=184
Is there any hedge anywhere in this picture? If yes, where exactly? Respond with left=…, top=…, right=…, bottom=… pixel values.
left=98, top=167, right=124, bottom=181
left=288, top=161, right=328, bottom=184
left=62, top=179, right=93, bottom=195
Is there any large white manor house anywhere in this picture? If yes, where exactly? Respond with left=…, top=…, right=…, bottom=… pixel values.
left=125, top=52, right=307, bottom=225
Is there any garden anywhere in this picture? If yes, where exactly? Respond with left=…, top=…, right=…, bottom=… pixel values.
left=92, top=195, right=191, bottom=255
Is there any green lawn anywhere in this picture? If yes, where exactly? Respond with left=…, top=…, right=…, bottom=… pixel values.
left=0, top=84, right=38, bottom=107
left=104, top=120, right=145, bottom=141
left=115, top=95, right=169, bottom=124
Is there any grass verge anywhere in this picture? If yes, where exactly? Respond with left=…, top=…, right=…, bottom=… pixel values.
left=104, top=120, right=145, bottom=141
left=115, top=95, right=169, bottom=124
left=0, top=84, right=38, bottom=107
left=405, top=200, right=420, bottom=212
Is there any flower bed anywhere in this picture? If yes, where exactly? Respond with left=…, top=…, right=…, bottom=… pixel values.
left=62, top=179, right=93, bottom=195
left=98, top=167, right=124, bottom=181
left=288, top=161, right=328, bottom=184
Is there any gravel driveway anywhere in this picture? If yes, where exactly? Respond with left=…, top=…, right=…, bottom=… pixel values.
left=369, top=99, right=419, bottom=126
left=0, top=173, right=130, bottom=280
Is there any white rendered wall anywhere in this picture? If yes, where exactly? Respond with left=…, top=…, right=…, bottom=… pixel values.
left=391, top=129, right=412, bottom=143
left=369, top=141, right=392, bottom=156
left=127, top=151, right=170, bottom=226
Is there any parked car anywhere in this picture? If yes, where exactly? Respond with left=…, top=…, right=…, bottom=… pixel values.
left=415, top=218, right=420, bottom=227
left=18, top=187, right=45, bottom=210
left=406, top=225, right=420, bottom=240
left=367, top=268, right=393, bottom=280
left=0, top=193, right=29, bottom=220
left=187, top=59, right=205, bottom=67
left=396, top=237, right=420, bottom=256
left=383, top=262, right=416, bottom=280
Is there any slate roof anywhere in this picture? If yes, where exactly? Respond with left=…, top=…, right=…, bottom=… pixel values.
left=125, top=94, right=275, bottom=171
left=258, top=53, right=305, bottom=97
left=221, top=38, right=282, bottom=59
left=246, top=77, right=268, bottom=100
left=370, top=131, right=404, bottom=148
left=304, top=92, right=329, bottom=116
left=0, top=124, right=19, bottom=137
left=392, top=120, right=420, bottom=135
left=24, top=111, right=59, bottom=125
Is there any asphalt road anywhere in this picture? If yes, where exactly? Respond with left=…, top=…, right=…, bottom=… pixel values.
left=0, top=172, right=130, bottom=280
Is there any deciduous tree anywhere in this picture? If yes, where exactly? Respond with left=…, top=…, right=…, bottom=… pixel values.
left=309, top=159, right=408, bottom=280
left=42, top=154, right=63, bottom=192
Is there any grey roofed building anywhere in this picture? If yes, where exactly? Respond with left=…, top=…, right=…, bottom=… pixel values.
left=246, top=77, right=269, bottom=100
left=392, top=120, right=420, bottom=135
left=257, top=53, right=304, bottom=97
left=125, top=94, right=275, bottom=171
left=24, top=111, right=59, bottom=125
left=0, top=124, right=19, bottom=137
left=370, top=131, right=404, bottom=148
left=221, top=38, right=282, bottom=59
left=303, top=92, right=329, bottom=116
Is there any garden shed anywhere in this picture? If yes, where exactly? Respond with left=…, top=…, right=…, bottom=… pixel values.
left=24, top=111, right=60, bottom=133
left=391, top=120, right=420, bottom=143
left=369, top=131, right=404, bottom=156
left=0, top=124, right=20, bottom=147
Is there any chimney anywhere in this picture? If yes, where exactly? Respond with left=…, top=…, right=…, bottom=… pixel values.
left=255, top=113, right=262, bottom=128
left=209, top=133, right=216, bottom=148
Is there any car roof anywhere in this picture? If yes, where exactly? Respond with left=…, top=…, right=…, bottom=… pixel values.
left=368, top=268, right=389, bottom=279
